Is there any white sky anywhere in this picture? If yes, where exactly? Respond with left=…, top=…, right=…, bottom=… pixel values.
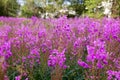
left=17, top=0, right=25, bottom=6
left=17, top=0, right=83, bottom=6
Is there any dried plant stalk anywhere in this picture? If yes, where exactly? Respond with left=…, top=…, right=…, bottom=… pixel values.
left=51, top=65, right=62, bottom=80
left=0, top=57, right=5, bottom=80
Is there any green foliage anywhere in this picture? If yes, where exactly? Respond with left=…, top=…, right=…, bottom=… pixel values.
left=21, top=0, right=64, bottom=17
left=0, top=0, right=20, bottom=17
left=69, top=3, right=85, bottom=16
left=21, top=0, right=35, bottom=17
left=20, top=0, right=120, bottom=18
left=7, top=67, right=19, bottom=80
left=84, top=0, right=103, bottom=18
left=63, top=53, right=85, bottom=80
left=32, top=53, right=51, bottom=80
left=33, top=65, right=51, bottom=80
left=0, top=0, right=120, bottom=18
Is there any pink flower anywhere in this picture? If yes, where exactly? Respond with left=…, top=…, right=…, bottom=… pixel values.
left=15, top=75, right=21, bottom=80
left=78, top=59, right=89, bottom=68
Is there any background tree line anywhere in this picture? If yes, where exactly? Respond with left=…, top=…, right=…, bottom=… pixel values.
left=0, top=0, right=20, bottom=17
left=0, top=0, right=120, bottom=18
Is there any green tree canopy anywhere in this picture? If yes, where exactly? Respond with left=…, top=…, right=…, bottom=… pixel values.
left=0, top=0, right=20, bottom=17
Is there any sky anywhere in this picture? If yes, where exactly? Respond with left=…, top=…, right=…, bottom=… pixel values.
left=17, top=0, right=83, bottom=6
left=17, top=0, right=25, bottom=6
left=17, top=0, right=71, bottom=6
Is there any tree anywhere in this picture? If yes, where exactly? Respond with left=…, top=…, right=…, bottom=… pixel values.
left=68, top=0, right=85, bottom=17
left=21, top=0, right=64, bottom=18
left=21, top=0, right=35, bottom=17
left=111, top=0, right=120, bottom=18
left=84, top=0, right=103, bottom=18
left=0, top=0, right=20, bottom=17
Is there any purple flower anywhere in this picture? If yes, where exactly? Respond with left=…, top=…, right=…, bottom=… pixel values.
left=48, top=49, right=66, bottom=68
left=25, top=78, right=29, bottom=80
left=107, top=70, right=120, bottom=80
left=30, top=48, right=39, bottom=55
left=15, top=75, right=21, bottom=80
left=97, top=61, right=104, bottom=69
left=0, top=41, right=12, bottom=59
left=78, top=59, right=89, bottom=68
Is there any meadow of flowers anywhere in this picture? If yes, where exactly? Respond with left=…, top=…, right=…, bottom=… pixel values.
left=0, top=16, right=120, bottom=80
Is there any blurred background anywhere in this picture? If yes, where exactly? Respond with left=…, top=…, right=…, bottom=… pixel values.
left=0, top=0, right=120, bottom=18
